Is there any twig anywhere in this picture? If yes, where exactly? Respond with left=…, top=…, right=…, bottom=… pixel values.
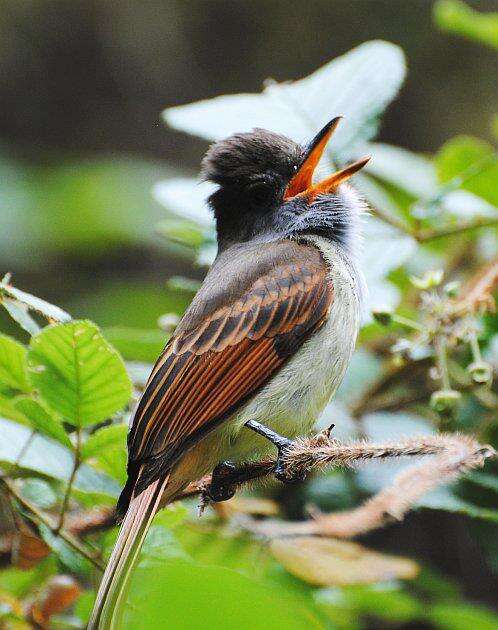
left=56, top=430, right=82, bottom=533
left=15, top=430, right=36, bottom=467
left=369, top=205, right=418, bottom=237
left=240, top=433, right=495, bottom=539
left=452, top=258, right=498, bottom=315
left=416, top=217, right=498, bottom=242
left=0, top=477, right=104, bottom=571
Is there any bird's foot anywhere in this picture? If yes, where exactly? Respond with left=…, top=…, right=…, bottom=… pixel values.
left=274, top=440, right=307, bottom=484
left=205, top=461, right=237, bottom=502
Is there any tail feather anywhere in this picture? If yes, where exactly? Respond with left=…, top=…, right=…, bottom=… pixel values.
left=88, top=476, right=169, bottom=629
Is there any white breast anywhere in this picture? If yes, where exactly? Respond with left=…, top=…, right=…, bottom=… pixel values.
left=225, top=237, right=363, bottom=462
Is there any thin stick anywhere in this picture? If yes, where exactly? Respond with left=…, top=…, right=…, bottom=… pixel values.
left=241, top=433, right=495, bottom=539
left=56, top=429, right=81, bottom=533
left=0, top=476, right=104, bottom=571
left=417, top=217, right=498, bottom=242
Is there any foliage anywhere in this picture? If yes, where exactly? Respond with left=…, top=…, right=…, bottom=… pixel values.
left=1, top=12, right=498, bottom=630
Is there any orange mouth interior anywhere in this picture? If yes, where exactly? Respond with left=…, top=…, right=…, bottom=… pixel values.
left=284, top=117, right=370, bottom=201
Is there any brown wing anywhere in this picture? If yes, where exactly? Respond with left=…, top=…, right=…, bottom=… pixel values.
left=125, top=240, right=333, bottom=501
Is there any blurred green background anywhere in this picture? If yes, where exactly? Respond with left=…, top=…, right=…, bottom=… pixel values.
left=1, top=0, right=497, bottom=325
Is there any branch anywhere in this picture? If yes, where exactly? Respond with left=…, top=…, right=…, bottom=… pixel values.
left=0, top=477, right=104, bottom=571
left=369, top=206, right=417, bottom=237
left=56, top=430, right=81, bottom=533
left=417, top=217, right=498, bottom=242
left=452, top=258, right=498, bottom=315
left=241, top=433, right=495, bottom=539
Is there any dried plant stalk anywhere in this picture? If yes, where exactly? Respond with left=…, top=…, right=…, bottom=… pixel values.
left=453, top=258, right=498, bottom=315
left=38, top=432, right=494, bottom=544
left=244, top=433, right=495, bottom=539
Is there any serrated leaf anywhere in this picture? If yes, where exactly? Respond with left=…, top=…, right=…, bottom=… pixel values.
left=164, top=41, right=406, bottom=161
left=0, top=394, right=29, bottom=424
left=28, top=320, right=132, bottom=427
left=0, top=283, right=71, bottom=324
left=270, top=537, right=418, bottom=586
left=0, top=334, right=31, bottom=393
left=81, top=424, right=128, bottom=461
left=13, top=397, right=72, bottom=448
left=0, top=417, right=120, bottom=496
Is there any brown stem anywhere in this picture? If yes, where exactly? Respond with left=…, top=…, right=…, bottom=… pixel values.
left=241, top=433, right=495, bottom=539
left=56, top=430, right=82, bottom=533
left=0, top=477, right=104, bottom=571
left=417, top=217, right=498, bottom=242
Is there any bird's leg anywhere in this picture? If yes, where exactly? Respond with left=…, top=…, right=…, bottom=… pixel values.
left=205, top=461, right=238, bottom=502
left=244, top=419, right=306, bottom=484
left=204, top=459, right=274, bottom=503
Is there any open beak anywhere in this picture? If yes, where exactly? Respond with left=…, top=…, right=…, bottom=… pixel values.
left=284, top=117, right=371, bottom=201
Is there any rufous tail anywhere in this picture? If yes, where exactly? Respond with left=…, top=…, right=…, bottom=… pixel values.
left=88, top=476, right=170, bottom=629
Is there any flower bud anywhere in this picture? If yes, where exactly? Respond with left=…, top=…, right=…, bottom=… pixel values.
left=467, top=361, right=493, bottom=385
left=443, top=281, right=460, bottom=298
left=430, top=389, right=462, bottom=415
left=372, top=308, right=393, bottom=326
left=409, top=269, right=444, bottom=290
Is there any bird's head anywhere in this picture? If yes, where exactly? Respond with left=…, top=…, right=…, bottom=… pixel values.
left=202, top=118, right=370, bottom=252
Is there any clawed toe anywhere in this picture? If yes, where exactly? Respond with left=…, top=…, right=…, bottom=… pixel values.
left=205, top=461, right=237, bottom=503
left=274, top=444, right=307, bottom=484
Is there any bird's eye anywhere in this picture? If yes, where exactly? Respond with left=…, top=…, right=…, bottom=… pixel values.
left=246, top=180, right=273, bottom=205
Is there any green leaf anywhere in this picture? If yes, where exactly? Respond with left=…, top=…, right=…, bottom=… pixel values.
left=436, top=136, right=498, bottom=207
left=429, top=602, right=498, bottom=630
left=365, top=142, right=437, bottom=199
left=1, top=298, right=40, bottom=335
left=0, top=394, right=29, bottom=424
left=466, top=471, right=498, bottom=493
left=317, top=584, right=422, bottom=626
left=0, top=417, right=120, bottom=497
left=103, top=327, right=166, bottom=363
left=154, top=178, right=214, bottom=227
left=32, top=158, right=171, bottom=255
left=124, top=560, right=323, bottom=630
left=13, top=397, right=72, bottom=448
left=20, top=478, right=57, bottom=509
left=0, top=557, right=56, bottom=598
left=28, top=320, right=132, bottom=427
left=434, top=0, right=498, bottom=50
left=164, top=41, right=406, bottom=160
left=81, top=424, right=128, bottom=461
left=418, top=487, right=498, bottom=522
left=0, top=334, right=31, bottom=393
left=0, top=281, right=71, bottom=324
left=39, top=524, right=92, bottom=577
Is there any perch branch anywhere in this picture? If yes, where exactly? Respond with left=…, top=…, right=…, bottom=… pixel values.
left=240, top=433, right=495, bottom=539
left=51, top=433, right=494, bottom=546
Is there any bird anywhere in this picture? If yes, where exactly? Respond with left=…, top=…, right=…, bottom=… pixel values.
left=89, top=116, right=369, bottom=628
